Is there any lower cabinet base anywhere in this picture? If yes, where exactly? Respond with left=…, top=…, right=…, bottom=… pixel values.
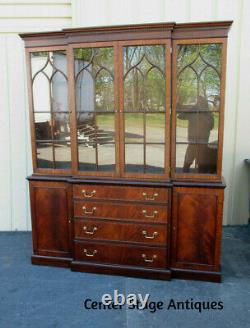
left=31, top=255, right=72, bottom=268
left=71, top=261, right=171, bottom=280
left=31, top=255, right=221, bottom=282
left=171, top=268, right=221, bottom=283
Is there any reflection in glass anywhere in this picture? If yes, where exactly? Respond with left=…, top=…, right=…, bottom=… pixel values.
left=74, top=47, right=114, bottom=113
left=176, top=43, right=222, bottom=174
left=74, top=47, right=116, bottom=173
left=78, top=143, right=97, bottom=171
left=146, top=113, right=165, bottom=143
left=31, top=51, right=71, bottom=170
left=146, top=144, right=164, bottom=173
left=98, top=143, right=116, bottom=171
left=36, top=142, right=53, bottom=168
left=96, top=114, right=115, bottom=142
left=54, top=143, right=71, bottom=169
left=125, top=113, right=143, bottom=142
left=123, top=45, right=165, bottom=112
left=125, top=144, right=144, bottom=173
left=31, top=51, right=68, bottom=112
left=35, top=113, right=51, bottom=140
left=52, top=113, right=70, bottom=141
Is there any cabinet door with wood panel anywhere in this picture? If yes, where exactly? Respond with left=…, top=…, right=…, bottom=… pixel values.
left=29, top=181, right=72, bottom=261
left=171, top=187, right=224, bottom=274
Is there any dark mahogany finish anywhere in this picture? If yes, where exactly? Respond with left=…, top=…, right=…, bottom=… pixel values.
left=171, top=187, right=224, bottom=273
left=74, top=240, right=167, bottom=269
left=74, top=218, right=167, bottom=245
left=29, top=181, right=72, bottom=264
left=74, top=200, right=168, bottom=223
left=22, top=21, right=232, bottom=282
left=73, top=184, right=169, bottom=203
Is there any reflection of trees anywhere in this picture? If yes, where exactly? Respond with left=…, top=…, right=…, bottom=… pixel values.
left=123, top=45, right=166, bottom=111
left=177, top=44, right=221, bottom=106
left=74, top=48, right=114, bottom=112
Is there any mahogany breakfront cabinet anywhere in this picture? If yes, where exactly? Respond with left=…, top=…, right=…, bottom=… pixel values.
left=20, top=21, right=232, bottom=282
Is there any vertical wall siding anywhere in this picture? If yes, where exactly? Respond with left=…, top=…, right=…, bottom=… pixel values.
left=0, top=0, right=249, bottom=230
left=0, top=1, right=72, bottom=231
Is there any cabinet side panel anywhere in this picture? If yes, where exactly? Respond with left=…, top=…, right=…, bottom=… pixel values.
left=171, top=187, right=224, bottom=272
left=29, top=181, right=71, bottom=258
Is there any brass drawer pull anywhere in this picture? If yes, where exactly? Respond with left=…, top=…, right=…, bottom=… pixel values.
left=81, top=190, right=96, bottom=198
left=142, top=254, right=157, bottom=263
left=82, top=206, right=97, bottom=215
left=83, top=248, right=97, bottom=257
left=83, top=226, right=98, bottom=235
left=142, top=210, right=158, bottom=218
left=142, top=192, right=158, bottom=201
left=142, top=230, right=158, bottom=239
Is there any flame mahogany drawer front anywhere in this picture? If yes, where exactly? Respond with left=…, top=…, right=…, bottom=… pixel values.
left=74, top=240, right=167, bottom=269
left=74, top=219, right=167, bottom=245
left=74, top=201, right=168, bottom=223
left=73, top=184, right=168, bottom=203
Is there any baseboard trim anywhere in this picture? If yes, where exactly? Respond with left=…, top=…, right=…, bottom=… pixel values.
left=31, top=255, right=72, bottom=268
left=71, top=261, right=171, bottom=280
left=171, top=268, right=221, bottom=283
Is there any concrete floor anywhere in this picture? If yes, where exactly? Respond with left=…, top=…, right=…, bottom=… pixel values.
left=0, top=226, right=249, bottom=328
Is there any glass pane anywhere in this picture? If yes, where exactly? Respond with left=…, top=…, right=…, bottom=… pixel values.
left=125, top=113, right=143, bottom=142
left=177, top=111, right=219, bottom=144
left=125, top=144, right=144, bottom=173
left=98, top=143, right=115, bottom=171
left=78, top=142, right=97, bottom=171
left=176, top=43, right=222, bottom=175
left=36, top=142, right=53, bottom=168
left=31, top=51, right=68, bottom=112
left=96, top=114, right=115, bottom=143
left=146, top=144, right=164, bottom=173
left=52, top=113, right=70, bottom=141
left=35, top=113, right=51, bottom=140
left=123, top=45, right=165, bottom=112
left=176, top=44, right=222, bottom=107
left=176, top=143, right=217, bottom=174
left=74, top=47, right=114, bottom=112
left=146, top=113, right=165, bottom=143
left=54, top=142, right=71, bottom=169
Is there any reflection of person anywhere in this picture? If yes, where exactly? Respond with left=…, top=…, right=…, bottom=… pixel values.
left=178, top=96, right=214, bottom=173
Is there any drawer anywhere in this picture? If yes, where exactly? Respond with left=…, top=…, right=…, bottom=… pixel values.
left=74, top=219, right=167, bottom=245
left=74, top=201, right=168, bottom=223
left=73, top=184, right=168, bottom=203
left=74, top=240, right=167, bottom=269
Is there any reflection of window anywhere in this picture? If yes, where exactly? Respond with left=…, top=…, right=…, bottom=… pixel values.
left=123, top=45, right=166, bottom=174
left=31, top=51, right=71, bottom=169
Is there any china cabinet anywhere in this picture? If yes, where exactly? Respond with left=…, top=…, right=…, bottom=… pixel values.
left=20, top=20, right=232, bottom=282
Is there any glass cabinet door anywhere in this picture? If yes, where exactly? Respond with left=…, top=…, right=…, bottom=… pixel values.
left=73, top=46, right=117, bottom=175
left=30, top=49, right=71, bottom=171
left=121, top=42, right=170, bottom=178
left=173, top=40, right=225, bottom=178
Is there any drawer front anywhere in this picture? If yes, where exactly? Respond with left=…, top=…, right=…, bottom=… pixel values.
left=74, top=219, right=167, bottom=245
left=73, top=184, right=168, bottom=203
left=74, top=201, right=168, bottom=223
left=74, top=241, right=167, bottom=269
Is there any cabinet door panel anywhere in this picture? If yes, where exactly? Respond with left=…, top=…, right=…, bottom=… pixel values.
left=171, top=187, right=224, bottom=272
left=29, top=181, right=72, bottom=258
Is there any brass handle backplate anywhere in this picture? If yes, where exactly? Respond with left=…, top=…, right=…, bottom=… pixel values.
left=81, top=190, right=96, bottom=198
left=83, top=226, right=98, bottom=235
left=83, top=249, right=97, bottom=257
left=142, top=254, right=157, bottom=263
left=142, top=210, right=158, bottom=219
left=142, top=230, right=159, bottom=239
left=82, top=206, right=96, bottom=215
left=142, top=192, right=158, bottom=201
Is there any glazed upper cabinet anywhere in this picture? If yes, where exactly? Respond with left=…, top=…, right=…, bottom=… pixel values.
left=24, top=22, right=230, bottom=181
